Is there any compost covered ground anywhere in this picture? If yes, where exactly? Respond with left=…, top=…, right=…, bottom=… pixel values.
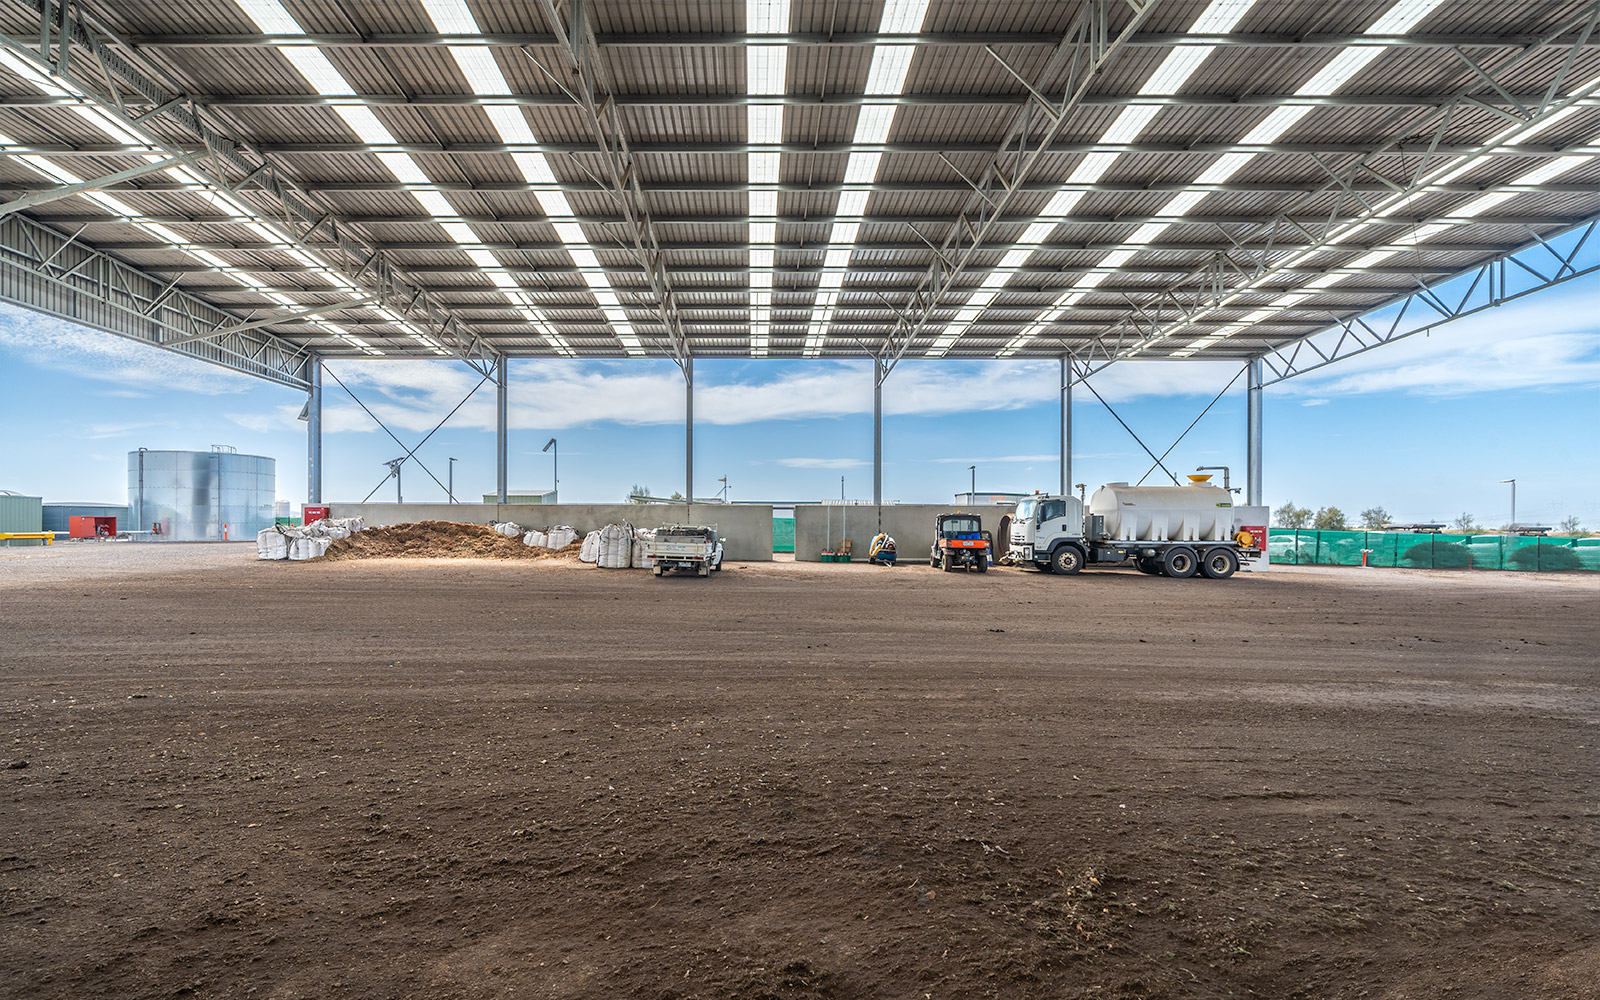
left=1, top=546, right=1597, bottom=1000
left=319, top=521, right=581, bottom=562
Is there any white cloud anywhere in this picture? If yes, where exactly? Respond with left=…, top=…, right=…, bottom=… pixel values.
left=932, top=454, right=1058, bottom=464
left=225, top=404, right=306, bottom=434
left=1300, top=398, right=1330, bottom=407
left=0, top=303, right=262, bottom=396
left=777, top=457, right=867, bottom=469
left=299, top=357, right=1252, bottom=435
left=1272, top=291, right=1600, bottom=398
left=85, top=421, right=164, bottom=440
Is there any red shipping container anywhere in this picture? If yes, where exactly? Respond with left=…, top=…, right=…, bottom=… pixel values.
left=69, top=516, right=117, bottom=538
left=303, top=505, right=331, bottom=524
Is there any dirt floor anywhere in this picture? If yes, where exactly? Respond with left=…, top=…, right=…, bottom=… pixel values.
left=1, top=543, right=1597, bottom=999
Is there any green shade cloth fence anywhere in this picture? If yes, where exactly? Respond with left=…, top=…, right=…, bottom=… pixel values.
left=773, top=516, right=795, bottom=554
left=1268, top=530, right=1600, bottom=571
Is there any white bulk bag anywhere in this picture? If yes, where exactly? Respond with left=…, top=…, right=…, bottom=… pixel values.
left=288, top=536, right=331, bottom=561
left=598, top=523, right=632, bottom=569
left=523, top=529, right=548, bottom=548
left=492, top=521, right=522, bottom=537
left=311, top=518, right=352, bottom=540
left=579, top=530, right=602, bottom=563
left=546, top=526, right=578, bottom=550
left=633, top=528, right=655, bottom=570
left=256, top=527, right=289, bottom=560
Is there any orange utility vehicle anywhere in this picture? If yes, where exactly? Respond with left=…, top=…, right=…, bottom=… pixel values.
left=929, top=512, right=989, bottom=573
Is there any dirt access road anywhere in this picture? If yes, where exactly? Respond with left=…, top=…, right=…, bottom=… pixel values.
left=2, top=545, right=1597, bottom=999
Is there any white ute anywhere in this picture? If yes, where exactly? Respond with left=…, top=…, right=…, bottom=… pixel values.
left=644, top=524, right=724, bottom=577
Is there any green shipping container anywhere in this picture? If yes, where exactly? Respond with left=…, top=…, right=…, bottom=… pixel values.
left=0, top=492, right=45, bottom=547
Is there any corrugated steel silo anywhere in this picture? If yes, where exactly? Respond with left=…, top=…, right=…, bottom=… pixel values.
left=127, top=448, right=275, bottom=541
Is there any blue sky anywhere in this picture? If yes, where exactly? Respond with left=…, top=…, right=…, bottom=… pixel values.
left=3, top=276, right=1599, bottom=528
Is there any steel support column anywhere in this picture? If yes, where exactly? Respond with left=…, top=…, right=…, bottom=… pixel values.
left=307, top=358, right=322, bottom=504
left=684, top=357, right=694, bottom=504
left=496, top=355, right=508, bottom=503
left=873, top=359, right=884, bottom=506
left=1061, top=358, right=1072, bottom=496
left=1247, top=358, right=1263, bottom=507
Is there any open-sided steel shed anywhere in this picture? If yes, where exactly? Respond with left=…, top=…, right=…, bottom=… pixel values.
left=3, top=0, right=1598, bottom=503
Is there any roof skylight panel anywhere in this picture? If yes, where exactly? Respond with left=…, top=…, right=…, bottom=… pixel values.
left=413, top=0, right=623, bottom=355
left=803, top=0, right=932, bottom=357
left=746, top=0, right=792, bottom=356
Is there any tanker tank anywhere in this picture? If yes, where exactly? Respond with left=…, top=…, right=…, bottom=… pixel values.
left=1088, top=480, right=1235, bottom=543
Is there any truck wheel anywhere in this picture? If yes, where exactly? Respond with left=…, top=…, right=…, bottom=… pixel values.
left=1050, top=545, right=1084, bottom=575
left=1134, top=555, right=1161, bottom=575
left=1161, top=546, right=1199, bottom=579
left=1200, top=547, right=1239, bottom=580
left=942, top=551, right=956, bottom=572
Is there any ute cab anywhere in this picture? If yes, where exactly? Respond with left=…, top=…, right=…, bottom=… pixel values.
left=930, top=512, right=990, bottom=573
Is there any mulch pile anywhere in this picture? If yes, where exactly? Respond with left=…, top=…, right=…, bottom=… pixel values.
left=320, top=520, right=583, bottom=562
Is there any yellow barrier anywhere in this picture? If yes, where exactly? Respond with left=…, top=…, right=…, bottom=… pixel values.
left=0, top=532, right=54, bottom=545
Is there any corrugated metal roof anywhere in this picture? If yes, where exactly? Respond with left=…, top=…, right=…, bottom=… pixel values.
left=2, top=0, right=1597, bottom=362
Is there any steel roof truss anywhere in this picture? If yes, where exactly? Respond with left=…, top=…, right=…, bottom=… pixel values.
left=1258, top=212, right=1600, bottom=385
left=2, top=0, right=497, bottom=372
left=0, top=212, right=311, bottom=387
left=0, top=155, right=181, bottom=217
left=525, top=0, right=688, bottom=365
left=17, top=30, right=1598, bottom=49
left=879, top=0, right=1164, bottom=376
left=1080, top=0, right=1600, bottom=362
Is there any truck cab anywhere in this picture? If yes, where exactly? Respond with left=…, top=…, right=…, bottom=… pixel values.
left=1009, top=494, right=1089, bottom=574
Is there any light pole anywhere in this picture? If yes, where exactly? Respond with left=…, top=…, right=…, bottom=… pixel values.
left=968, top=464, right=976, bottom=501
left=1501, top=478, right=1516, bottom=529
left=718, top=476, right=729, bottom=503
left=543, top=438, right=558, bottom=503
left=448, top=457, right=457, bottom=503
left=384, top=457, right=405, bottom=503
left=840, top=475, right=845, bottom=501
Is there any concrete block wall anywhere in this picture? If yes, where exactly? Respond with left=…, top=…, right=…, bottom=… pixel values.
left=792, top=504, right=1011, bottom=563
left=327, top=502, right=775, bottom=561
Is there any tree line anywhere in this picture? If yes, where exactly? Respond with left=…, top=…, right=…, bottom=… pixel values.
left=1274, top=503, right=1585, bottom=533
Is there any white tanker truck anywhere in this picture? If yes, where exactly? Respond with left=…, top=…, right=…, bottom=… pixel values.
left=1007, top=475, right=1268, bottom=579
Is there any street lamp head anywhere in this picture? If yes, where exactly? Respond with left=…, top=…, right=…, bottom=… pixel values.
left=542, top=438, right=557, bottom=452
left=1500, top=478, right=1515, bottom=484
